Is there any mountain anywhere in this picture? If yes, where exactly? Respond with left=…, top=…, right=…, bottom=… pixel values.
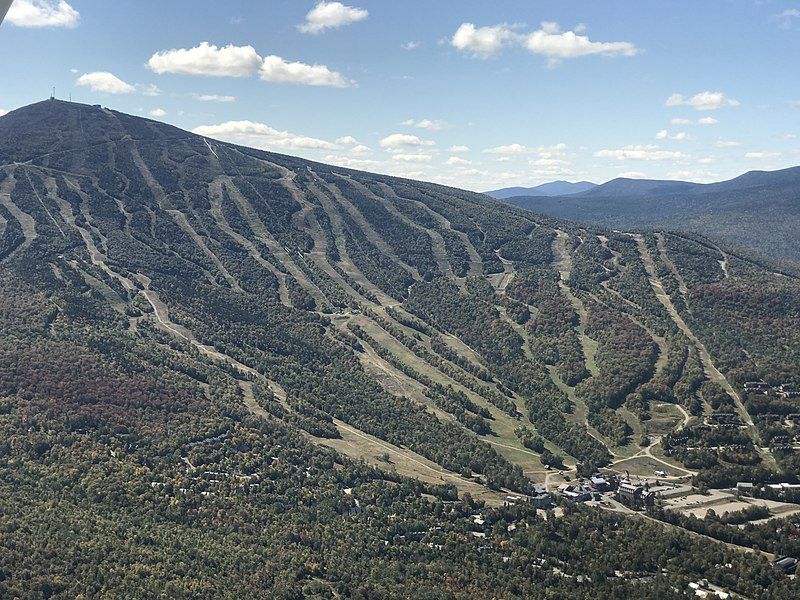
left=485, top=180, right=597, bottom=199
left=504, top=167, right=800, bottom=266
left=1, top=100, right=799, bottom=597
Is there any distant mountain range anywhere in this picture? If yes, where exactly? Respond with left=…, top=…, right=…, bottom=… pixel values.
left=501, top=167, right=800, bottom=266
left=485, top=180, right=597, bottom=199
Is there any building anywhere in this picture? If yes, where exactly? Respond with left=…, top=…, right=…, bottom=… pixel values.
left=617, top=481, right=655, bottom=507
left=558, top=483, right=592, bottom=502
left=589, top=474, right=610, bottom=492
left=528, top=484, right=552, bottom=508
left=771, top=556, right=798, bottom=575
left=736, top=482, right=754, bottom=496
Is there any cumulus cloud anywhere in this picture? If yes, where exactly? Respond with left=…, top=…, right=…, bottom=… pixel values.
left=147, top=42, right=353, bottom=87
left=148, top=42, right=263, bottom=77
left=484, top=143, right=530, bottom=154
left=335, top=135, right=359, bottom=145
left=618, top=171, right=648, bottom=179
left=594, top=145, right=688, bottom=161
left=523, top=23, right=637, bottom=66
left=298, top=1, right=367, bottom=34
left=379, top=133, right=435, bottom=148
left=665, top=91, right=740, bottom=111
left=448, top=145, right=470, bottom=152
left=745, top=151, right=781, bottom=159
left=259, top=55, right=353, bottom=87
left=350, top=145, right=372, bottom=154
left=446, top=156, right=472, bottom=165
left=193, top=120, right=338, bottom=151
left=402, top=118, right=449, bottom=131
left=451, top=21, right=637, bottom=65
left=451, top=23, right=518, bottom=58
left=6, top=0, right=79, bottom=28
left=715, top=140, right=741, bottom=148
left=670, top=116, right=718, bottom=126
left=149, top=108, right=166, bottom=118
left=656, top=130, right=687, bottom=140
left=401, top=41, right=421, bottom=50
left=76, top=72, right=136, bottom=94
left=0, top=108, right=8, bottom=117
left=194, top=94, right=236, bottom=102
left=393, top=154, right=432, bottom=163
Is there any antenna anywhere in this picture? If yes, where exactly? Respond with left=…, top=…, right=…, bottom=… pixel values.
left=51, top=86, right=55, bottom=101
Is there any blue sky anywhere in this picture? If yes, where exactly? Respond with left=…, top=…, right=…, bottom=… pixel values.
left=1, top=0, right=799, bottom=191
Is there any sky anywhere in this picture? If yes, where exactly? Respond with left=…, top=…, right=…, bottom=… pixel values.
left=0, top=0, right=799, bottom=192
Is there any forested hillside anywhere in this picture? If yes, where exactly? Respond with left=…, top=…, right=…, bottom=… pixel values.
left=505, top=167, right=800, bottom=268
left=1, top=100, right=799, bottom=598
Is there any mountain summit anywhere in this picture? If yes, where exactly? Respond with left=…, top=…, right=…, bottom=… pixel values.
left=1, top=100, right=799, bottom=597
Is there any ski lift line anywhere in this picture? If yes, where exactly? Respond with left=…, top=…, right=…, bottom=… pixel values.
left=204, top=138, right=219, bottom=160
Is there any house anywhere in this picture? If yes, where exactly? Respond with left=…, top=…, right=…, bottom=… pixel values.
left=736, top=482, right=754, bottom=496
left=771, top=556, right=798, bottom=574
left=557, top=483, right=592, bottom=502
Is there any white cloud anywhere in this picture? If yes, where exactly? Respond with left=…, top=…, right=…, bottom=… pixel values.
left=259, top=55, right=353, bottom=87
left=446, top=156, right=472, bottom=165
left=336, top=135, right=359, bottom=145
left=393, top=154, right=432, bottom=163
left=323, top=156, right=382, bottom=169
left=671, top=117, right=718, bottom=127
left=451, top=23, right=518, bottom=58
left=618, top=171, right=648, bottom=178
left=298, top=1, right=368, bottom=34
left=76, top=72, right=136, bottom=94
left=401, top=41, right=421, bottom=50
left=148, top=42, right=262, bottom=77
left=594, top=145, right=688, bottom=161
left=656, top=130, right=687, bottom=140
left=379, top=133, right=435, bottom=148
left=484, top=143, right=530, bottom=154
left=192, top=120, right=338, bottom=151
left=350, top=144, right=372, bottom=154
left=448, top=145, right=470, bottom=152
left=149, top=108, right=166, bottom=118
left=402, top=118, right=449, bottom=131
left=193, top=94, right=236, bottom=102
left=773, top=8, right=800, bottom=29
left=6, top=0, right=79, bottom=28
left=523, top=22, right=638, bottom=66
left=0, top=109, right=8, bottom=117
left=665, top=91, right=740, bottom=111
left=451, top=21, right=637, bottom=64
left=697, top=157, right=715, bottom=164
left=137, top=84, right=162, bottom=97
left=745, top=151, right=781, bottom=159
left=715, top=140, right=741, bottom=148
